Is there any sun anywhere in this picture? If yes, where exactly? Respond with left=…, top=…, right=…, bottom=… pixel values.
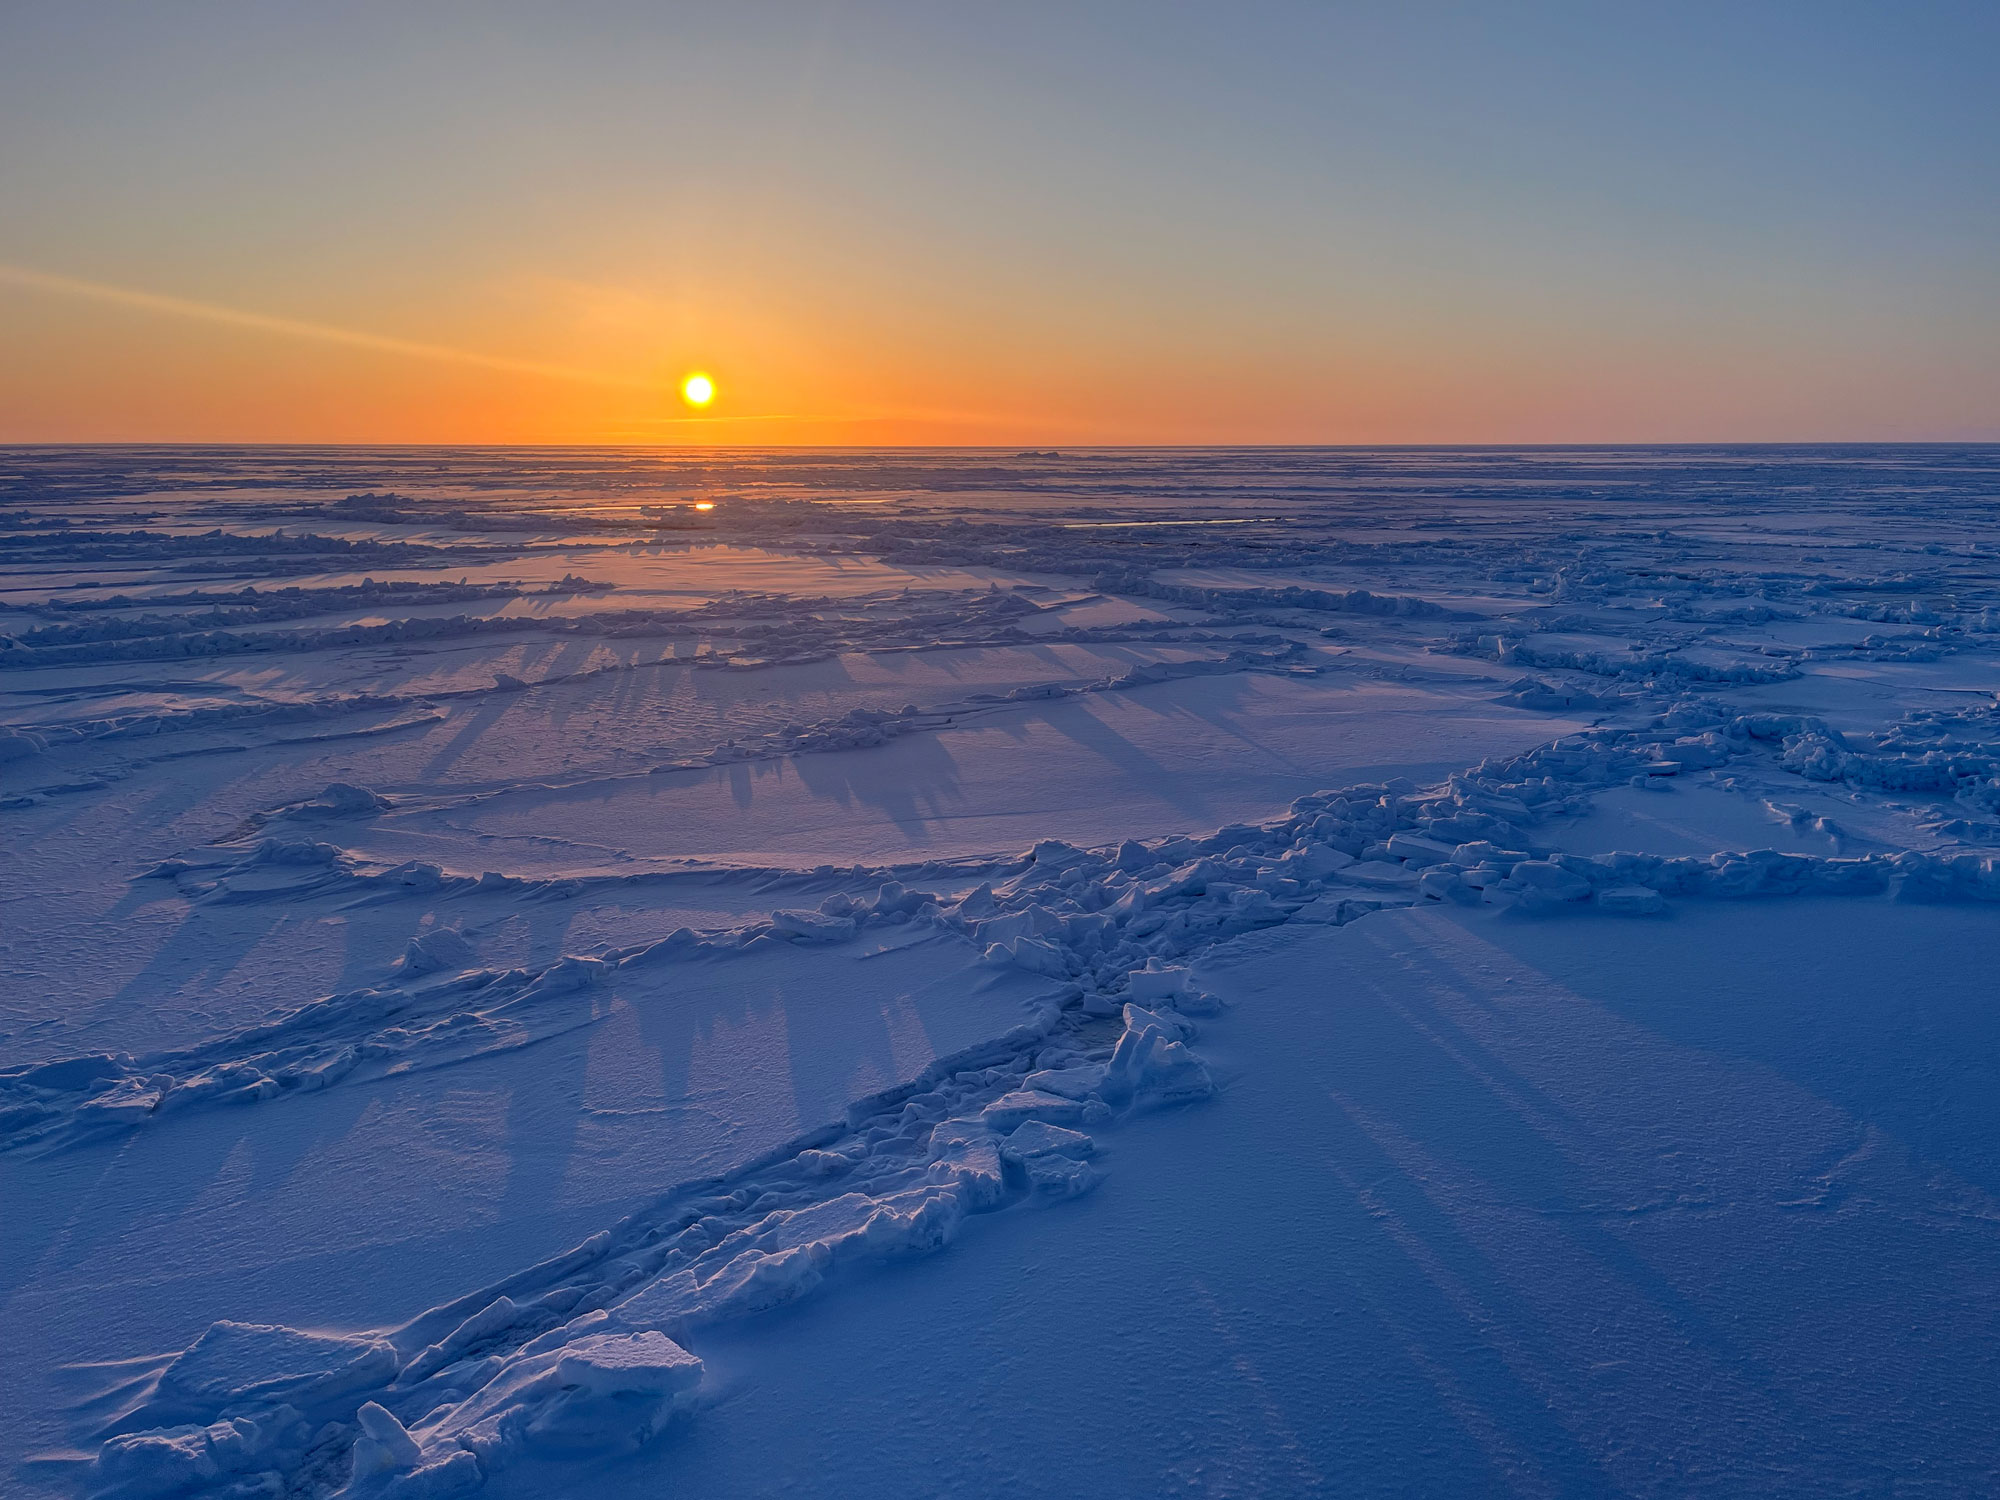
left=680, top=372, right=716, bottom=408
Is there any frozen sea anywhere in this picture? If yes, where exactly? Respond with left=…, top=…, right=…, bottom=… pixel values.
left=5, top=445, right=2000, bottom=1497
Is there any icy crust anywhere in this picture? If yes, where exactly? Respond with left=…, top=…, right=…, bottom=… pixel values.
left=77, top=990, right=1211, bottom=1499
left=54, top=692, right=2000, bottom=1491
left=15, top=699, right=2000, bottom=1153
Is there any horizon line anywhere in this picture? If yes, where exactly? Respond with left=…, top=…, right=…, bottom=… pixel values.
left=3, top=438, right=1998, bottom=452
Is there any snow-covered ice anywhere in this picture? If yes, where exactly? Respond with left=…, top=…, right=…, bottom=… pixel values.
left=6, top=444, right=2000, bottom=1496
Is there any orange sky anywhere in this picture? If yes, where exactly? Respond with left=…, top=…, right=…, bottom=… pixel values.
left=2, top=6, right=1996, bottom=445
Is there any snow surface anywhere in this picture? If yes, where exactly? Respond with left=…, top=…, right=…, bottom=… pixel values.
left=5, top=445, right=2000, bottom=1497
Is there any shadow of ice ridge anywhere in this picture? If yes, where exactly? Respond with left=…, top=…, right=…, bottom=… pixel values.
left=234, top=637, right=1309, bottom=827
left=0, top=582, right=1289, bottom=789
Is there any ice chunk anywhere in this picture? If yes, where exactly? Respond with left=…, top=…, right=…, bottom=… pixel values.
left=976, top=905, right=1062, bottom=944
left=401, top=1295, right=528, bottom=1384
left=553, top=1331, right=702, bottom=1398
left=1021, top=1064, right=1108, bottom=1101
left=1104, top=1009, right=1213, bottom=1105
left=1597, top=885, right=1669, bottom=916
left=770, top=909, right=859, bottom=942
left=350, top=1401, right=422, bottom=1479
left=1292, top=894, right=1395, bottom=925
left=1121, top=1002, right=1195, bottom=1041
left=1287, top=841, right=1354, bottom=878
left=608, top=1187, right=968, bottom=1340
left=999, top=1120, right=1095, bottom=1161
left=1126, top=965, right=1191, bottom=1003
left=928, top=1123, right=1008, bottom=1209
left=1507, top=861, right=1593, bottom=902
left=1339, top=860, right=1423, bottom=890
left=981, top=935, right=1073, bottom=977
left=1452, top=841, right=1527, bottom=870
left=96, top=1406, right=312, bottom=1497
left=74, top=1076, right=166, bottom=1125
left=396, top=926, right=475, bottom=977
left=380, top=1448, right=480, bottom=1497
left=981, top=1090, right=1090, bottom=1129
left=286, top=781, right=391, bottom=817
left=95, top=1426, right=221, bottom=1495
left=1023, top=1153, right=1101, bottom=1198
left=383, top=1334, right=704, bottom=1490
left=155, top=1320, right=398, bottom=1416
left=1385, top=833, right=1457, bottom=867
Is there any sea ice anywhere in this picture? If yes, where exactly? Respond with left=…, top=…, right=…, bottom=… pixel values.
left=8, top=447, right=2000, bottom=1497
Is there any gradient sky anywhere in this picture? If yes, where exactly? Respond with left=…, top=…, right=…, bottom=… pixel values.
left=2, top=1, right=1996, bottom=445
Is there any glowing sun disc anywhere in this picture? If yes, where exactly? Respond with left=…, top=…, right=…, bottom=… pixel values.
left=681, top=372, right=716, bottom=408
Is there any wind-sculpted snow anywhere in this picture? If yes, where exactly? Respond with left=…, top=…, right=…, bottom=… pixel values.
left=9, top=446, right=2000, bottom=1498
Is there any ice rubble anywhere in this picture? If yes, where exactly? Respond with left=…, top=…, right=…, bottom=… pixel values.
left=75, top=981, right=1203, bottom=1499
left=88, top=1322, right=704, bottom=1500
